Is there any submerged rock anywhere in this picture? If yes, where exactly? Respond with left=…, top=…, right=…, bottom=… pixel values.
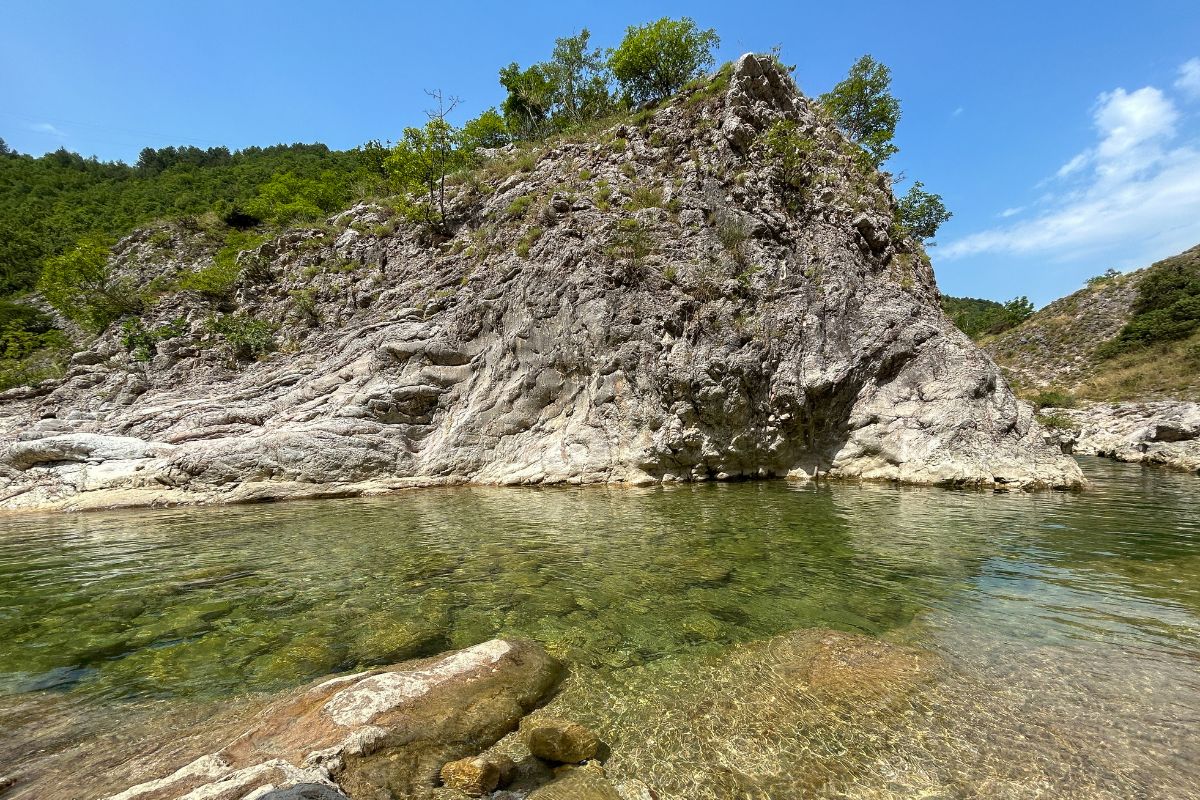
left=527, top=762, right=622, bottom=800
left=105, top=639, right=561, bottom=800
left=439, top=756, right=500, bottom=796
left=492, top=628, right=942, bottom=799
left=522, top=718, right=602, bottom=764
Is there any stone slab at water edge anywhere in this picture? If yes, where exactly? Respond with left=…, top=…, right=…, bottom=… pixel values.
left=1050, top=401, right=1200, bottom=474
left=0, top=54, right=1082, bottom=511
left=104, top=639, right=562, bottom=800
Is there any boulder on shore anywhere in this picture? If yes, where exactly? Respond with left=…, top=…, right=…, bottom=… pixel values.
left=105, top=639, right=562, bottom=800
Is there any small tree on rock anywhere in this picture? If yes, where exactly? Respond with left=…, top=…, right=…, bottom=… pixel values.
left=609, top=17, right=720, bottom=105
left=820, top=55, right=901, bottom=168
left=547, top=28, right=615, bottom=126
left=385, top=91, right=464, bottom=230
left=897, top=181, right=952, bottom=243
left=460, top=109, right=511, bottom=153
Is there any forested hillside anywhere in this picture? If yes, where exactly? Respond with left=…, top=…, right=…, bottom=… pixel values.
left=0, top=142, right=366, bottom=297
left=940, top=294, right=1033, bottom=338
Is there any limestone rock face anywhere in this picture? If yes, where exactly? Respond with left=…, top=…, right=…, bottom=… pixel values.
left=0, top=54, right=1082, bottom=511
left=105, top=639, right=562, bottom=800
left=1052, top=401, right=1200, bottom=474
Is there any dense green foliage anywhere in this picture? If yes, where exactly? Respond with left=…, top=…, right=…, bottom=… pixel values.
left=37, top=234, right=143, bottom=333
left=941, top=295, right=1034, bottom=338
left=819, top=55, right=900, bottom=167
left=1098, top=250, right=1200, bottom=357
left=0, top=143, right=363, bottom=298
left=898, top=181, right=953, bottom=242
left=499, top=28, right=617, bottom=138
left=609, top=18, right=719, bottom=105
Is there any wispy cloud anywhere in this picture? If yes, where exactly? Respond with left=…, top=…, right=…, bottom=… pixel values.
left=942, top=61, right=1200, bottom=264
left=952, top=106, right=964, bottom=118
left=999, top=206, right=1024, bottom=218
left=26, top=121, right=67, bottom=138
left=1177, top=57, right=1200, bottom=100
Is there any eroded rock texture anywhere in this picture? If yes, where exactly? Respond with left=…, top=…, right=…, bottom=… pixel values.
left=0, top=54, right=1081, bottom=511
left=1053, top=401, right=1200, bottom=474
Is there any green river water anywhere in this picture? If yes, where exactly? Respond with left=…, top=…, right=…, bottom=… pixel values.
left=1, top=457, right=1197, bottom=798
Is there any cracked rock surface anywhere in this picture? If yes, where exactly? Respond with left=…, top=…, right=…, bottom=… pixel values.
left=1051, top=401, right=1200, bottom=474
left=0, top=54, right=1081, bottom=511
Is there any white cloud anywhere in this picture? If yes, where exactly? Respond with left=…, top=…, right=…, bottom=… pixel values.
left=27, top=122, right=66, bottom=138
left=1177, top=57, right=1200, bottom=99
left=1056, top=152, right=1089, bottom=177
left=942, top=80, right=1200, bottom=264
left=998, top=207, right=1024, bottom=218
left=952, top=106, right=964, bottom=117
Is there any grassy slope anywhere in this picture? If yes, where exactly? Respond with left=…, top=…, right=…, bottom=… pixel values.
left=982, top=247, right=1200, bottom=403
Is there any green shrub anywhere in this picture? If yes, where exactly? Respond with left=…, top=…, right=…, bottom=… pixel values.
left=763, top=120, right=816, bottom=210
left=819, top=54, right=900, bottom=167
left=179, top=230, right=266, bottom=298
left=1098, top=251, right=1200, bottom=356
left=506, top=195, right=535, bottom=219
left=1036, top=410, right=1075, bottom=430
left=626, top=185, right=664, bottom=210
left=204, top=314, right=275, bottom=360
left=1030, top=389, right=1076, bottom=410
left=897, top=181, right=952, bottom=243
left=608, top=218, right=653, bottom=266
left=516, top=227, right=544, bottom=258
left=593, top=181, right=613, bottom=210
left=715, top=215, right=749, bottom=261
left=290, top=288, right=320, bottom=323
left=120, top=317, right=187, bottom=361
left=37, top=235, right=142, bottom=333
left=1086, top=268, right=1122, bottom=288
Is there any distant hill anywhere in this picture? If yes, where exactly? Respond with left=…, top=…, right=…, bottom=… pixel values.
left=940, top=294, right=1032, bottom=338
left=981, top=244, right=1200, bottom=403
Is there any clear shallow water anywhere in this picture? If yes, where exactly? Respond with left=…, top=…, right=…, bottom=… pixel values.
left=0, top=457, right=1198, bottom=798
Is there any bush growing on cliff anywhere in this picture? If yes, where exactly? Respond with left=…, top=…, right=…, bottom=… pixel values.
left=763, top=120, right=817, bottom=210
left=38, top=235, right=142, bottom=333
left=820, top=55, right=900, bottom=168
left=609, top=18, right=719, bottom=105
left=897, top=181, right=952, bottom=243
left=460, top=109, right=511, bottom=153
left=179, top=230, right=267, bottom=299
left=204, top=313, right=275, bottom=361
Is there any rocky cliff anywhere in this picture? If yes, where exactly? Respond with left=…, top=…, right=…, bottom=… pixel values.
left=0, top=54, right=1082, bottom=511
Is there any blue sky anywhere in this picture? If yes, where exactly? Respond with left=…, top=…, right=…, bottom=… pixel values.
left=2, top=1, right=1198, bottom=305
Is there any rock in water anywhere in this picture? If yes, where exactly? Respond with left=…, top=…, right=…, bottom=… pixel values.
left=527, top=762, right=623, bottom=800
left=522, top=718, right=602, bottom=763
left=105, top=639, right=561, bottom=800
left=440, top=756, right=500, bottom=796
left=0, top=54, right=1082, bottom=512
